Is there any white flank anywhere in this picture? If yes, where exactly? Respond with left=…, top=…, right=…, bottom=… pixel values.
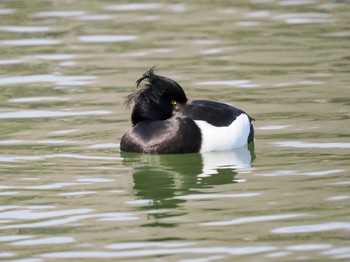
left=194, top=114, right=251, bottom=152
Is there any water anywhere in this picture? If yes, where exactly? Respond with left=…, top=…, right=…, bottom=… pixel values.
left=0, top=0, right=349, bottom=261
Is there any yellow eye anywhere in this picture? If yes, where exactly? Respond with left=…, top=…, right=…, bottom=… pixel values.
left=171, top=100, right=177, bottom=106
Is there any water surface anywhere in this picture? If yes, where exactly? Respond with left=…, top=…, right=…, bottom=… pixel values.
left=0, top=0, right=349, bottom=261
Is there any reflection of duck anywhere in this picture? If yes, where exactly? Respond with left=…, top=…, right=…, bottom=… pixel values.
left=121, top=145, right=254, bottom=210
left=121, top=68, right=254, bottom=154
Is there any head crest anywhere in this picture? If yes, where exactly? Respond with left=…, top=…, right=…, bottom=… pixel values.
left=125, top=66, right=174, bottom=107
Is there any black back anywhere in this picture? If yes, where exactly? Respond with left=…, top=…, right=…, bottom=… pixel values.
left=178, top=100, right=252, bottom=127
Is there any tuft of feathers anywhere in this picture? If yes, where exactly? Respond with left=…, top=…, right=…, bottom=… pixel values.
left=125, top=66, right=167, bottom=108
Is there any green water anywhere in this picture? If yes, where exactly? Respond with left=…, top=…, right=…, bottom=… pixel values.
left=0, top=0, right=349, bottom=261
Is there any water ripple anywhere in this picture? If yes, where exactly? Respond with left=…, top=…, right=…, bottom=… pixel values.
left=0, top=110, right=110, bottom=119
left=0, top=39, right=62, bottom=46
left=278, top=0, right=318, bottom=6
left=286, top=244, right=332, bottom=251
left=174, top=192, right=261, bottom=200
left=0, top=235, right=32, bottom=242
left=272, top=222, right=350, bottom=234
left=273, top=141, right=350, bottom=149
left=88, top=143, right=119, bottom=149
left=0, top=212, right=137, bottom=229
left=103, top=3, right=163, bottom=11
left=0, top=74, right=96, bottom=85
left=35, top=10, right=86, bottom=17
left=24, top=183, right=80, bottom=190
left=0, top=9, right=16, bottom=15
left=194, top=80, right=259, bottom=88
left=273, top=12, right=333, bottom=24
left=0, top=26, right=50, bottom=33
left=274, top=81, right=324, bottom=87
left=0, top=153, right=120, bottom=162
left=41, top=246, right=277, bottom=258
left=258, top=169, right=344, bottom=177
left=256, top=125, right=290, bottom=130
left=201, top=214, right=308, bottom=226
left=79, top=35, right=137, bottom=43
left=9, top=96, right=69, bottom=103
left=77, top=14, right=113, bottom=21
left=106, top=241, right=194, bottom=250
left=0, top=208, right=91, bottom=220
left=11, top=237, right=74, bottom=246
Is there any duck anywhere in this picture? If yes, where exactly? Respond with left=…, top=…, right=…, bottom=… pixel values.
left=120, top=68, right=254, bottom=154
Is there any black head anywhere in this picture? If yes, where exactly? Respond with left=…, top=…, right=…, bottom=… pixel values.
left=126, top=67, right=188, bottom=126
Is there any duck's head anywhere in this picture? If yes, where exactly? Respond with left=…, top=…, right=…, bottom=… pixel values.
left=126, top=67, right=188, bottom=126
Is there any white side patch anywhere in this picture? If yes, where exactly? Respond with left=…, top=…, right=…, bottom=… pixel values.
left=194, top=114, right=251, bottom=152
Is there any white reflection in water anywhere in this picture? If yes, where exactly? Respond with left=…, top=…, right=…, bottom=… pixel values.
left=58, top=191, right=96, bottom=197
left=236, top=21, right=261, bottom=27
left=0, top=235, right=32, bottom=242
left=0, top=110, right=110, bottom=119
left=200, top=48, right=225, bottom=55
left=258, top=169, right=344, bottom=177
left=326, top=195, right=350, bottom=201
left=0, top=252, right=15, bottom=258
left=0, top=26, right=49, bottom=33
left=31, top=54, right=75, bottom=60
left=106, top=241, right=195, bottom=249
left=46, top=154, right=120, bottom=161
left=76, top=178, right=114, bottom=183
left=0, top=59, right=22, bottom=64
left=11, top=237, right=74, bottom=246
left=304, top=169, right=345, bottom=176
left=0, top=185, right=14, bottom=190
left=124, top=48, right=171, bottom=57
left=245, top=10, right=271, bottom=18
left=88, top=143, right=119, bottom=149
left=77, top=14, right=113, bottom=21
left=0, top=39, right=62, bottom=46
left=0, top=206, right=56, bottom=211
left=9, top=96, right=69, bottom=103
left=194, top=80, right=259, bottom=88
left=256, top=125, right=289, bottom=130
left=322, top=247, right=350, bottom=257
left=175, top=192, right=260, bottom=200
left=35, top=10, right=86, bottom=17
left=50, top=129, right=79, bottom=135
left=279, top=0, right=318, bottom=6
left=274, top=81, right=324, bottom=87
left=273, top=141, right=350, bottom=149
left=199, top=148, right=252, bottom=177
left=0, top=208, right=91, bottom=220
left=265, top=251, right=291, bottom=258
left=0, top=9, right=16, bottom=14
left=273, top=12, right=333, bottom=24
left=0, top=192, right=18, bottom=196
left=41, top=246, right=277, bottom=258
left=104, top=3, right=163, bottom=11
left=201, top=214, right=308, bottom=226
left=0, top=212, right=137, bottom=229
left=272, top=222, right=350, bottom=234
left=25, top=183, right=79, bottom=190
left=0, top=74, right=96, bottom=85
left=0, top=155, right=44, bottom=162
left=0, top=153, right=120, bottom=162
left=192, top=40, right=219, bottom=45
left=79, top=35, right=137, bottom=43
left=169, top=4, right=187, bottom=13
left=286, top=244, right=332, bottom=251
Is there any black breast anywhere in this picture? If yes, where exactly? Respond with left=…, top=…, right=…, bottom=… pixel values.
left=120, top=117, right=202, bottom=154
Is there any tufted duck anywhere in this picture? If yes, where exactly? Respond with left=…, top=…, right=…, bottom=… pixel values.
left=120, top=68, right=254, bottom=154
